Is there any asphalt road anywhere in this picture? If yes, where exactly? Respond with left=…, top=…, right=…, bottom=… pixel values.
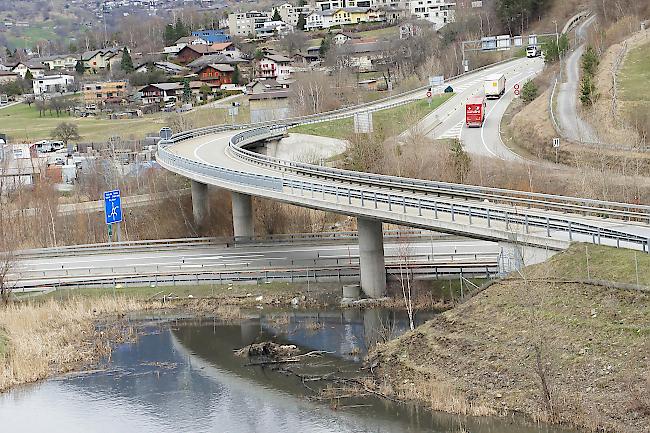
left=411, top=57, right=544, bottom=161
left=12, top=238, right=501, bottom=282
left=555, top=14, right=600, bottom=143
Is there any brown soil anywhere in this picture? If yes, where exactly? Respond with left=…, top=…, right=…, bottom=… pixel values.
left=370, top=244, right=650, bottom=433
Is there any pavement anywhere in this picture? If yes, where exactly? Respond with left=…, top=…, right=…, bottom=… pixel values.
left=11, top=238, right=503, bottom=285
left=407, top=57, right=545, bottom=161
left=555, top=14, right=600, bottom=143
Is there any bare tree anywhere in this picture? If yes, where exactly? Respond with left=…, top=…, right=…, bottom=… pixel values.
left=397, top=234, right=415, bottom=330
left=52, top=122, right=81, bottom=149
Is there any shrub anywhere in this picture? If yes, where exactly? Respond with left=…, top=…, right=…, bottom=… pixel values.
left=521, top=80, right=538, bottom=103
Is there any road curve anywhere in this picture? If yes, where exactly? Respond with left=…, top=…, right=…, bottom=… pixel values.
left=555, top=14, right=600, bottom=143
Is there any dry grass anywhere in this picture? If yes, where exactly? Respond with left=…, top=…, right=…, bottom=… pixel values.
left=371, top=244, right=650, bottom=433
left=0, top=297, right=149, bottom=392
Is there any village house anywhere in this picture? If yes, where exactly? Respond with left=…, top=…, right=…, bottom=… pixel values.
left=0, top=70, right=18, bottom=84
left=245, top=78, right=288, bottom=95
left=191, top=29, right=231, bottom=44
left=138, top=81, right=218, bottom=105
left=32, top=75, right=75, bottom=95
left=10, top=62, right=45, bottom=79
left=83, top=81, right=128, bottom=105
left=335, top=40, right=388, bottom=72
left=196, top=64, right=235, bottom=86
left=175, top=45, right=224, bottom=65
left=135, top=61, right=189, bottom=76
left=259, top=54, right=293, bottom=80
left=80, top=48, right=125, bottom=73
left=38, top=54, right=79, bottom=71
left=163, top=35, right=209, bottom=55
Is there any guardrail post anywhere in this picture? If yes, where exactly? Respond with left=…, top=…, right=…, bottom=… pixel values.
left=388, top=195, right=392, bottom=211
left=468, top=207, right=472, bottom=224
left=336, top=186, right=339, bottom=203
left=597, top=228, right=601, bottom=244
left=402, top=196, right=406, bottom=213
left=374, top=192, right=378, bottom=209
left=505, top=212, right=509, bottom=230
left=311, top=183, right=314, bottom=198
left=524, top=215, right=529, bottom=233
left=568, top=221, right=572, bottom=240
left=300, top=182, right=304, bottom=196
left=434, top=202, right=438, bottom=219
left=347, top=188, right=351, bottom=204
left=418, top=198, right=422, bottom=216
left=487, top=208, right=491, bottom=227
left=361, top=190, right=364, bottom=207
left=546, top=217, right=550, bottom=237
left=616, top=238, right=620, bottom=248
left=451, top=203, right=455, bottom=221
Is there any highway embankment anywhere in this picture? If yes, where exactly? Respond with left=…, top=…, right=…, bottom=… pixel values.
left=369, top=243, right=649, bottom=433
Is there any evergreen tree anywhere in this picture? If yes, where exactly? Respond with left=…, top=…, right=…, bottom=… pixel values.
left=120, top=47, right=134, bottom=73
left=24, top=69, right=33, bottom=81
left=182, top=78, right=191, bottom=102
left=232, top=65, right=240, bottom=85
left=521, top=80, right=538, bottom=102
left=175, top=18, right=188, bottom=40
left=297, top=14, right=306, bottom=31
left=163, top=24, right=177, bottom=45
left=581, top=46, right=599, bottom=77
left=580, top=75, right=597, bottom=106
left=319, top=33, right=332, bottom=57
left=75, top=60, right=85, bottom=74
left=272, top=9, right=281, bottom=22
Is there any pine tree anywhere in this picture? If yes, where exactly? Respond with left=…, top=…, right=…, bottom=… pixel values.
left=164, top=23, right=177, bottom=45
left=174, top=18, right=188, bottom=40
left=521, top=80, right=538, bottom=102
left=297, top=14, right=306, bottom=31
left=232, top=65, right=240, bottom=84
left=319, top=33, right=332, bottom=57
left=272, top=9, right=281, bottom=22
left=75, top=60, right=85, bottom=75
left=120, top=47, right=134, bottom=73
left=183, top=78, right=192, bottom=102
left=24, top=69, right=33, bottom=81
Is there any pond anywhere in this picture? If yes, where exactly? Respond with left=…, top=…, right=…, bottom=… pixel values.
left=0, top=308, right=574, bottom=433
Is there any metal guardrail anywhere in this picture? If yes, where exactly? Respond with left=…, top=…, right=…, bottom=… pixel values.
left=13, top=262, right=499, bottom=292
left=157, top=55, right=650, bottom=253
left=15, top=230, right=450, bottom=258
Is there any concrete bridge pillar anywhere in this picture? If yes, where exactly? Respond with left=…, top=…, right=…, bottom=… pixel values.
left=191, top=180, right=209, bottom=229
left=232, top=192, right=254, bottom=240
left=357, top=217, right=386, bottom=298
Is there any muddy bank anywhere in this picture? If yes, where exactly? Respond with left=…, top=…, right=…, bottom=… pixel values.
left=368, top=245, right=650, bottom=433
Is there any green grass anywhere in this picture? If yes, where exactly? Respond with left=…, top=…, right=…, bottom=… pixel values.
left=5, top=25, right=59, bottom=49
left=0, top=329, right=7, bottom=360
left=1, top=96, right=247, bottom=143
left=527, top=243, right=650, bottom=286
left=289, top=94, right=454, bottom=140
left=619, top=41, right=650, bottom=102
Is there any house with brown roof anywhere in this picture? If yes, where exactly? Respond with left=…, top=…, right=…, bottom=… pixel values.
left=196, top=64, right=235, bottom=86
left=175, top=45, right=221, bottom=65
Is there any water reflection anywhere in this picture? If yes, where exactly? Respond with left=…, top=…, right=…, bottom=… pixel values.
left=0, top=310, right=575, bottom=433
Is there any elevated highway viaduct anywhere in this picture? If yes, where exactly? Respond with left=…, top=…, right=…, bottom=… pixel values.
left=158, top=58, right=650, bottom=299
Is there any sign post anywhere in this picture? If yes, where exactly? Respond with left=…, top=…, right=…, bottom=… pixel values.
left=426, top=89, right=433, bottom=106
left=513, top=83, right=520, bottom=98
left=104, top=189, right=123, bottom=243
left=552, top=137, right=560, bottom=163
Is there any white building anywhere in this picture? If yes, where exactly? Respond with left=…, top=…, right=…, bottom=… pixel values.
left=10, top=62, right=45, bottom=79
left=32, top=75, right=75, bottom=95
left=228, top=11, right=272, bottom=37
left=410, top=0, right=455, bottom=29
left=259, top=54, right=293, bottom=80
left=276, top=3, right=313, bottom=27
left=256, top=21, right=295, bottom=38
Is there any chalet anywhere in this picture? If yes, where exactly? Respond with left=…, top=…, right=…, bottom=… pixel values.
left=10, top=62, right=45, bottom=79
left=211, top=42, right=241, bottom=59
left=176, top=45, right=221, bottom=65
left=38, top=54, right=79, bottom=71
left=196, top=64, right=235, bottom=86
left=259, top=54, right=293, bottom=80
left=80, top=48, right=125, bottom=73
left=335, top=40, right=387, bottom=72
left=332, top=32, right=358, bottom=45
left=163, top=35, right=209, bottom=55
left=0, top=70, right=18, bottom=84
left=138, top=81, right=219, bottom=105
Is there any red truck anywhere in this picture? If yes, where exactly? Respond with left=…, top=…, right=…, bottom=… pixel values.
left=465, top=95, right=486, bottom=128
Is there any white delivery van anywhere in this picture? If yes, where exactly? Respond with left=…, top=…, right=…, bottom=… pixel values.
left=484, top=73, right=506, bottom=99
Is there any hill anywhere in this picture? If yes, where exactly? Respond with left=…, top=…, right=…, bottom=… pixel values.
left=371, top=243, right=649, bottom=433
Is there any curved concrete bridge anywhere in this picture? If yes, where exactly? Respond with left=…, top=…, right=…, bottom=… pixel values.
left=158, top=61, right=650, bottom=298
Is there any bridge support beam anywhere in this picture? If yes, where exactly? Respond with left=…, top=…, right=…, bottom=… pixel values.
left=191, top=180, right=209, bottom=229
left=357, top=217, right=386, bottom=298
left=232, top=192, right=254, bottom=240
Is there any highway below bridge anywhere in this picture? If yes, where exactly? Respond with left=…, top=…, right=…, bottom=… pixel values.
left=10, top=234, right=510, bottom=292
left=157, top=51, right=650, bottom=298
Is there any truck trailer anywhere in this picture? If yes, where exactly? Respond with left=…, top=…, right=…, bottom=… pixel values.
left=465, top=95, right=486, bottom=127
left=484, top=73, right=506, bottom=99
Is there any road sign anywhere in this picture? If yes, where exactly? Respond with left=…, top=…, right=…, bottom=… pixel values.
left=513, top=83, right=520, bottom=97
left=354, top=111, right=373, bottom=134
left=553, top=137, right=560, bottom=148
left=429, top=75, right=444, bottom=87
left=159, top=127, right=172, bottom=140
left=426, top=90, right=432, bottom=98
left=104, top=190, right=123, bottom=225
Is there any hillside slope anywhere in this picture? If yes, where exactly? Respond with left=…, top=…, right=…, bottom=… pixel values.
left=371, top=244, right=649, bottom=433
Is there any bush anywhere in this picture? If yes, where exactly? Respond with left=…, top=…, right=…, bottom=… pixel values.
left=521, top=80, right=538, bottom=103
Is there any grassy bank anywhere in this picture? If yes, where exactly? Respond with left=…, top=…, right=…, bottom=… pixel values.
left=371, top=244, right=650, bottom=433
left=619, top=41, right=650, bottom=103
left=290, top=95, right=453, bottom=140
left=0, top=96, right=248, bottom=143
